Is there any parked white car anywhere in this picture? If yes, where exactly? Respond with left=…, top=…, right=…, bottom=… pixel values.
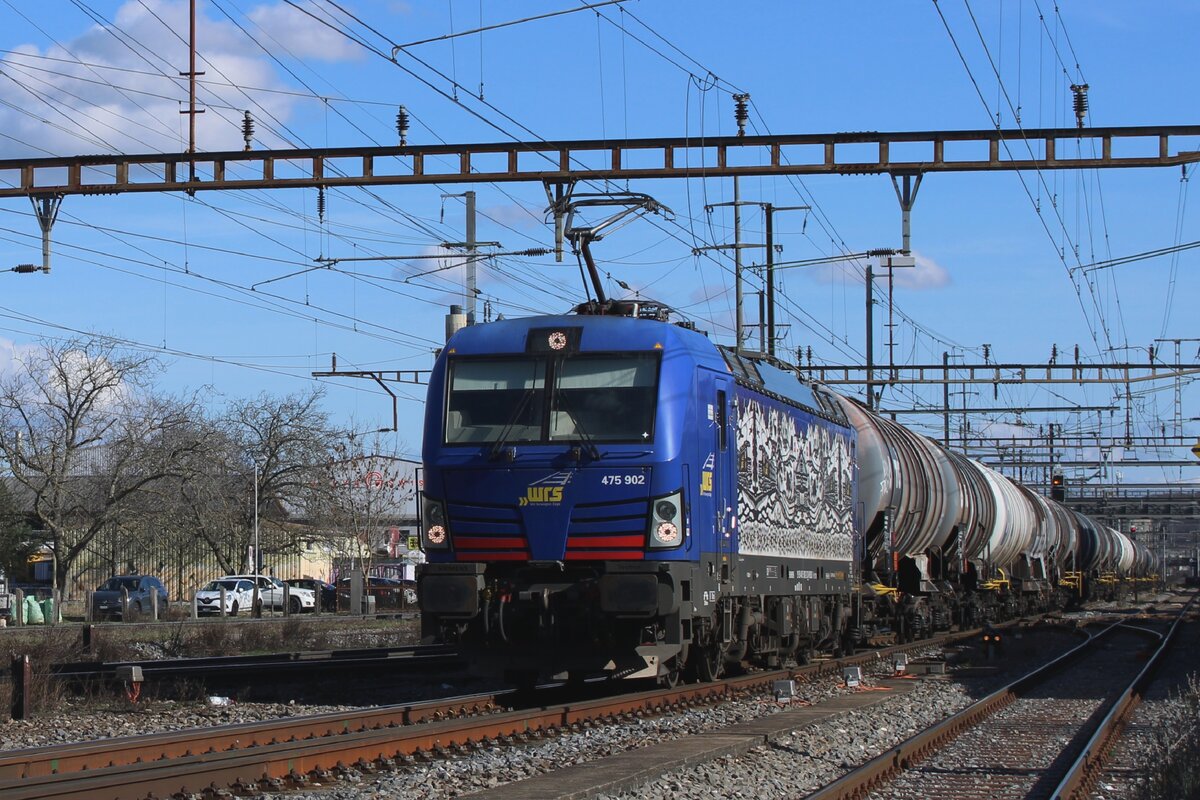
left=194, top=578, right=256, bottom=616
left=221, top=574, right=316, bottom=613
left=194, top=575, right=316, bottom=616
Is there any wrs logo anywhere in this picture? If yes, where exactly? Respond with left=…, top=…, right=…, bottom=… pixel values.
left=700, top=452, right=715, bottom=497
left=519, top=471, right=572, bottom=506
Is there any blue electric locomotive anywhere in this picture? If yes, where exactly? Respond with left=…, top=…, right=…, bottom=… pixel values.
left=417, top=312, right=858, bottom=684
left=416, top=306, right=1159, bottom=685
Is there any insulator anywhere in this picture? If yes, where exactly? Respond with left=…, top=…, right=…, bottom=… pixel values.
left=1074, top=344, right=1080, bottom=363
left=732, top=93, right=750, bottom=137
left=317, top=186, right=326, bottom=224
left=1050, top=344, right=1058, bottom=364
left=11, top=264, right=39, bottom=273
left=242, top=111, right=254, bottom=151
left=982, top=344, right=990, bottom=362
left=396, top=105, right=410, bottom=146
left=1070, top=83, right=1089, bottom=129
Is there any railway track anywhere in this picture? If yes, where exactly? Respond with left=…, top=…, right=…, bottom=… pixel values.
left=0, top=628, right=985, bottom=799
left=52, top=642, right=458, bottom=675
left=805, top=596, right=1195, bottom=800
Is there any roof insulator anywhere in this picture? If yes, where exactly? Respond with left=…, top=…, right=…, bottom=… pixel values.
left=1070, top=84, right=1089, bottom=129
left=396, top=105, right=410, bottom=146
left=732, top=94, right=750, bottom=137
left=242, top=111, right=255, bottom=151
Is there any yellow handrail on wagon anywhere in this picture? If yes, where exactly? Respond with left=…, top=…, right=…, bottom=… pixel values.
left=1059, top=570, right=1082, bottom=590
left=981, top=568, right=1010, bottom=591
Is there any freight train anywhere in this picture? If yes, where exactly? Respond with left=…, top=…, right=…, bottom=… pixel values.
left=415, top=307, right=1158, bottom=686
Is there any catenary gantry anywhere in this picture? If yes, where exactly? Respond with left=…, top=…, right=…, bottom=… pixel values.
left=0, top=125, right=1197, bottom=198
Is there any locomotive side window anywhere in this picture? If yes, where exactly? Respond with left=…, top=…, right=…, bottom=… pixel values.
left=550, top=354, right=658, bottom=442
left=717, top=390, right=727, bottom=450
left=445, top=358, right=546, bottom=443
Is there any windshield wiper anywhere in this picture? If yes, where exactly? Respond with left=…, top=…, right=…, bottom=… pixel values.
left=488, top=388, right=536, bottom=461
left=554, top=388, right=601, bottom=461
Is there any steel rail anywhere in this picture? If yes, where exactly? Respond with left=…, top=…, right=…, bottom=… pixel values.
left=1050, top=596, right=1198, bottom=799
left=804, top=601, right=1191, bottom=800
left=49, top=643, right=460, bottom=680
left=0, top=626, right=994, bottom=798
left=0, top=679, right=757, bottom=799
left=0, top=690, right=504, bottom=781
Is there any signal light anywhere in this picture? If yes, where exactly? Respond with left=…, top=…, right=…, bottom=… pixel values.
left=1050, top=471, right=1065, bottom=501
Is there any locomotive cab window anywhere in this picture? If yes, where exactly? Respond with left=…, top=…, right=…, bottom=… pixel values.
left=445, top=358, right=546, bottom=444
left=717, top=389, right=727, bottom=450
left=550, top=354, right=659, bottom=442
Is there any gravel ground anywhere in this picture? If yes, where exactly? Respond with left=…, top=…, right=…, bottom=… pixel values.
left=0, top=619, right=1132, bottom=799
left=1092, top=604, right=1200, bottom=800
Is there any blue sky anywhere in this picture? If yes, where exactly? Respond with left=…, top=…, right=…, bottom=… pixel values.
left=0, top=1, right=1195, bottom=485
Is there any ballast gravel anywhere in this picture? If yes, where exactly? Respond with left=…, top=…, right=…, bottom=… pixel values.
left=0, top=630, right=1086, bottom=799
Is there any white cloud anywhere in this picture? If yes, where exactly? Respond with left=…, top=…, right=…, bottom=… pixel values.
left=247, top=2, right=367, bottom=63
left=976, top=420, right=1035, bottom=441
left=0, top=337, right=41, bottom=378
left=394, top=244, right=467, bottom=283
left=893, top=251, right=951, bottom=290
left=808, top=250, right=951, bottom=291
left=0, top=1, right=361, bottom=158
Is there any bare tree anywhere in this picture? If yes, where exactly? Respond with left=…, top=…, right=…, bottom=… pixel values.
left=0, top=338, right=205, bottom=594
left=311, top=431, right=419, bottom=584
left=150, top=388, right=342, bottom=576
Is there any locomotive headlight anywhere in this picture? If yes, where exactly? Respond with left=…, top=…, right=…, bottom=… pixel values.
left=421, top=496, right=450, bottom=550
left=424, top=498, right=445, bottom=525
left=648, top=491, right=685, bottom=548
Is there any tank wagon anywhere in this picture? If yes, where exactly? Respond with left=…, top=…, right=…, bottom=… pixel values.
left=416, top=311, right=1157, bottom=685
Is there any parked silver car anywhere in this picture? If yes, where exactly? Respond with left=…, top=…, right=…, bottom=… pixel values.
left=93, top=575, right=169, bottom=620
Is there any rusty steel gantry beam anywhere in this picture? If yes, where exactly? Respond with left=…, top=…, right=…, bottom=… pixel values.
left=804, top=361, right=1200, bottom=387
left=0, top=124, right=1198, bottom=198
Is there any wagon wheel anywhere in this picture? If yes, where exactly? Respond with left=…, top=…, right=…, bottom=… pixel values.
left=693, top=642, right=724, bottom=683
left=659, top=657, right=683, bottom=688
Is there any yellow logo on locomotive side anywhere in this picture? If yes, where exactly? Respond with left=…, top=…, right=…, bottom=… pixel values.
left=700, top=471, right=713, bottom=496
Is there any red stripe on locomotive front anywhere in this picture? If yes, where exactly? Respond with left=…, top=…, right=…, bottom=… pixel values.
left=567, top=535, right=646, bottom=549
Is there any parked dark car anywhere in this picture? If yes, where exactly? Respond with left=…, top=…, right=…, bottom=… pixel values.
left=92, top=575, right=169, bottom=620
left=287, top=578, right=336, bottom=612
left=335, top=575, right=417, bottom=611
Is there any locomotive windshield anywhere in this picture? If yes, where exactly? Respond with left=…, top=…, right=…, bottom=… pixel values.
left=444, top=353, right=658, bottom=444
left=445, top=359, right=546, bottom=444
